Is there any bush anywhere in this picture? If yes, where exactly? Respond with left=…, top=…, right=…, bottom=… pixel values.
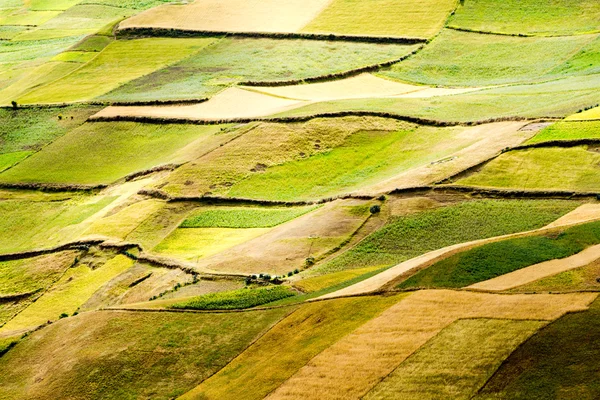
left=11, top=100, right=17, bottom=109
left=287, top=271, right=294, bottom=277
left=294, top=269, right=299, bottom=274
left=305, top=257, right=315, bottom=266
left=59, top=313, right=69, bottom=319
left=370, top=205, right=381, bottom=214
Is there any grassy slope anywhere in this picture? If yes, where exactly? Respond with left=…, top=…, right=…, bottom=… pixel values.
left=365, top=319, right=545, bottom=399
left=0, top=308, right=289, bottom=400
left=318, top=199, right=580, bottom=274
left=170, top=286, right=295, bottom=310
left=458, top=147, right=600, bottom=192
left=527, top=121, right=600, bottom=143
left=180, top=206, right=317, bottom=228
left=398, top=220, right=600, bottom=289
left=181, top=294, right=404, bottom=400
left=0, top=122, right=225, bottom=185
left=18, top=38, right=215, bottom=104
left=274, top=73, right=600, bottom=123
left=302, top=0, right=457, bottom=39
left=568, top=105, right=600, bottom=120
left=160, top=117, right=404, bottom=197
left=379, top=29, right=596, bottom=86
left=448, top=0, right=600, bottom=36
left=101, top=38, right=420, bottom=102
left=227, top=125, right=478, bottom=201
left=476, top=298, right=600, bottom=399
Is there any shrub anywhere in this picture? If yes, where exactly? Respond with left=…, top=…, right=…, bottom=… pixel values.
left=287, top=271, right=293, bottom=277
left=10, top=100, right=17, bottom=110
left=59, top=313, right=69, bottom=319
left=370, top=205, right=381, bottom=214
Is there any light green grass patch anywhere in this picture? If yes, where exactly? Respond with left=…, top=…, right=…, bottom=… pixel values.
left=317, top=199, right=580, bottom=274
left=19, top=38, right=215, bottom=104
left=0, top=151, right=30, bottom=172
left=0, top=122, right=225, bottom=185
left=180, top=206, right=317, bottom=229
left=448, top=0, right=600, bottom=36
left=170, top=286, right=295, bottom=310
left=0, top=36, right=84, bottom=66
left=567, top=105, right=600, bottom=121
left=527, top=121, right=600, bottom=143
left=228, top=125, right=480, bottom=201
left=458, top=146, right=600, bottom=192
left=303, top=0, right=457, bottom=39
left=366, top=319, right=545, bottom=400
left=154, top=228, right=271, bottom=262
left=101, top=38, right=419, bottom=102
left=0, top=255, right=133, bottom=333
left=51, top=51, right=96, bottom=63
left=71, top=35, right=111, bottom=52
left=183, top=294, right=405, bottom=400
left=294, top=266, right=382, bottom=292
left=28, top=0, right=83, bottom=10
left=0, top=10, right=60, bottom=26
left=0, top=26, right=28, bottom=40
left=0, top=307, right=290, bottom=399
left=379, top=29, right=596, bottom=86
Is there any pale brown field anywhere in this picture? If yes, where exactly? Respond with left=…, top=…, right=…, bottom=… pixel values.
left=544, top=203, right=600, bottom=228
left=119, top=0, right=333, bottom=33
left=266, top=290, right=596, bottom=400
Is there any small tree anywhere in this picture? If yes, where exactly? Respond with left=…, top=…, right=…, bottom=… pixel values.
left=370, top=205, right=381, bottom=214
left=10, top=100, right=17, bottom=110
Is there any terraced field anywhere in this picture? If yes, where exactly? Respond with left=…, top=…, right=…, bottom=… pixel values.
left=0, top=1, right=599, bottom=399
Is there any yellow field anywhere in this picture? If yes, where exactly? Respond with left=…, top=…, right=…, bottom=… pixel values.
left=566, top=106, right=600, bottom=120
left=119, top=0, right=332, bottom=33
left=266, top=290, right=596, bottom=399
left=294, top=266, right=382, bottom=292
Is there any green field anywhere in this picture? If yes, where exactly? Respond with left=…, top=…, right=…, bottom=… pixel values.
left=180, top=206, right=317, bottom=228
left=379, top=30, right=596, bottom=86
left=458, top=146, right=600, bottom=192
left=366, top=319, right=545, bottom=399
left=275, top=73, right=600, bottom=123
left=477, top=298, right=600, bottom=399
left=317, top=199, right=580, bottom=274
left=448, top=0, right=600, bottom=36
left=0, top=122, right=226, bottom=185
left=398, top=220, right=600, bottom=289
left=527, top=121, right=600, bottom=143
left=171, top=286, right=295, bottom=310
left=183, top=295, right=404, bottom=400
left=227, top=125, right=481, bottom=201
left=18, top=38, right=216, bottom=104
left=0, top=308, right=289, bottom=400
left=303, top=0, right=457, bottom=39
left=101, top=38, right=420, bottom=102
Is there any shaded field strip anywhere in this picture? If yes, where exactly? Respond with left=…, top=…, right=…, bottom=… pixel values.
left=239, top=47, right=424, bottom=87
left=88, top=111, right=559, bottom=127
left=390, top=185, right=600, bottom=200
left=317, top=211, right=600, bottom=300
left=0, top=182, right=107, bottom=193
left=0, top=240, right=106, bottom=263
left=100, top=302, right=298, bottom=314
left=437, top=138, right=600, bottom=184
left=115, top=27, right=427, bottom=45
left=445, top=25, right=600, bottom=38
left=0, top=98, right=210, bottom=110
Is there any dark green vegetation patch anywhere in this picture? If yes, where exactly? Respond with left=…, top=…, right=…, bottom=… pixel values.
left=170, top=286, right=295, bottom=310
left=180, top=206, right=317, bottom=229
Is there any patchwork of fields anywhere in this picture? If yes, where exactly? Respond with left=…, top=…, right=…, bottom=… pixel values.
left=0, top=0, right=599, bottom=399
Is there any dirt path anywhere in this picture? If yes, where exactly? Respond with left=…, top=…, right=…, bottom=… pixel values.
left=317, top=203, right=600, bottom=300
left=544, top=203, right=600, bottom=228
left=354, top=121, right=532, bottom=195
left=93, top=87, right=307, bottom=121
left=468, top=244, right=600, bottom=292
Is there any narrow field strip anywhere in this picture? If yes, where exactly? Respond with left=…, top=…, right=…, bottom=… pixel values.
left=265, top=290, right=595, bottom=400
left=468, top=244, right=600, bottom=292
left=318, top=203, right=600, bottom=299
left=364, top=319, right=546, bottom=400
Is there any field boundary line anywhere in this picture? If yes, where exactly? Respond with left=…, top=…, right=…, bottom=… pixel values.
left=446, top=25, right=600, bottom=38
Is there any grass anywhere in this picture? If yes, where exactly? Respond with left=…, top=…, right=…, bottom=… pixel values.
left=159, top=117, right=404, bottom=198
left=476, top=298, right=600, bottom=399
left=457, top=146, right=600, bottom=192
left=18, top=38, right=215, bottom=104
left=51, top=51, right=97, bottom=63
left=180, top=206, right=317, bottom=228
left=0, top=151, right=31, bottom=172
left=0, top=194, right=116, bottom=253
left=448, top=0, right=600, bottom=36
left=365, top=319, right=545, bottom=399
left=170, top=286, right=295, bottom=310
left=510, top=258, right=600, bottom=293
left=101, top=38, right=420, bottom=102
left=318, top=199, right=580, bottom=274
left=0, top=106, right=99, bottom=154
left=181, top=294, right=403, bottom=400
left=227, top=125, right=482, bottom=201
left=379, top=29, right=596, bottom=87
left=79, top=0, right=178, bottom=9
left=302, top=0, right=457, bottom=39
left=527, top=121, right=600, bottom=143
left=0, top=10, right=60, bottom=26
left=275, top=73, right=600, bottom=123
left=0, top=251, right=79, bottom=297
left=398, top=220, right=600, bottom=289
left=71, top=35, right=112, bottom=52
left=0, top=122, right=226, bottom=185
left=294, top=266, right=383, bottom=292
left=0, top=255, right=134, bottom=334
left=568, top=105, right=600, bottom=120
left=154, top=228, right=271, bottom=262
left=0, top=308, right=289, bottom=400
